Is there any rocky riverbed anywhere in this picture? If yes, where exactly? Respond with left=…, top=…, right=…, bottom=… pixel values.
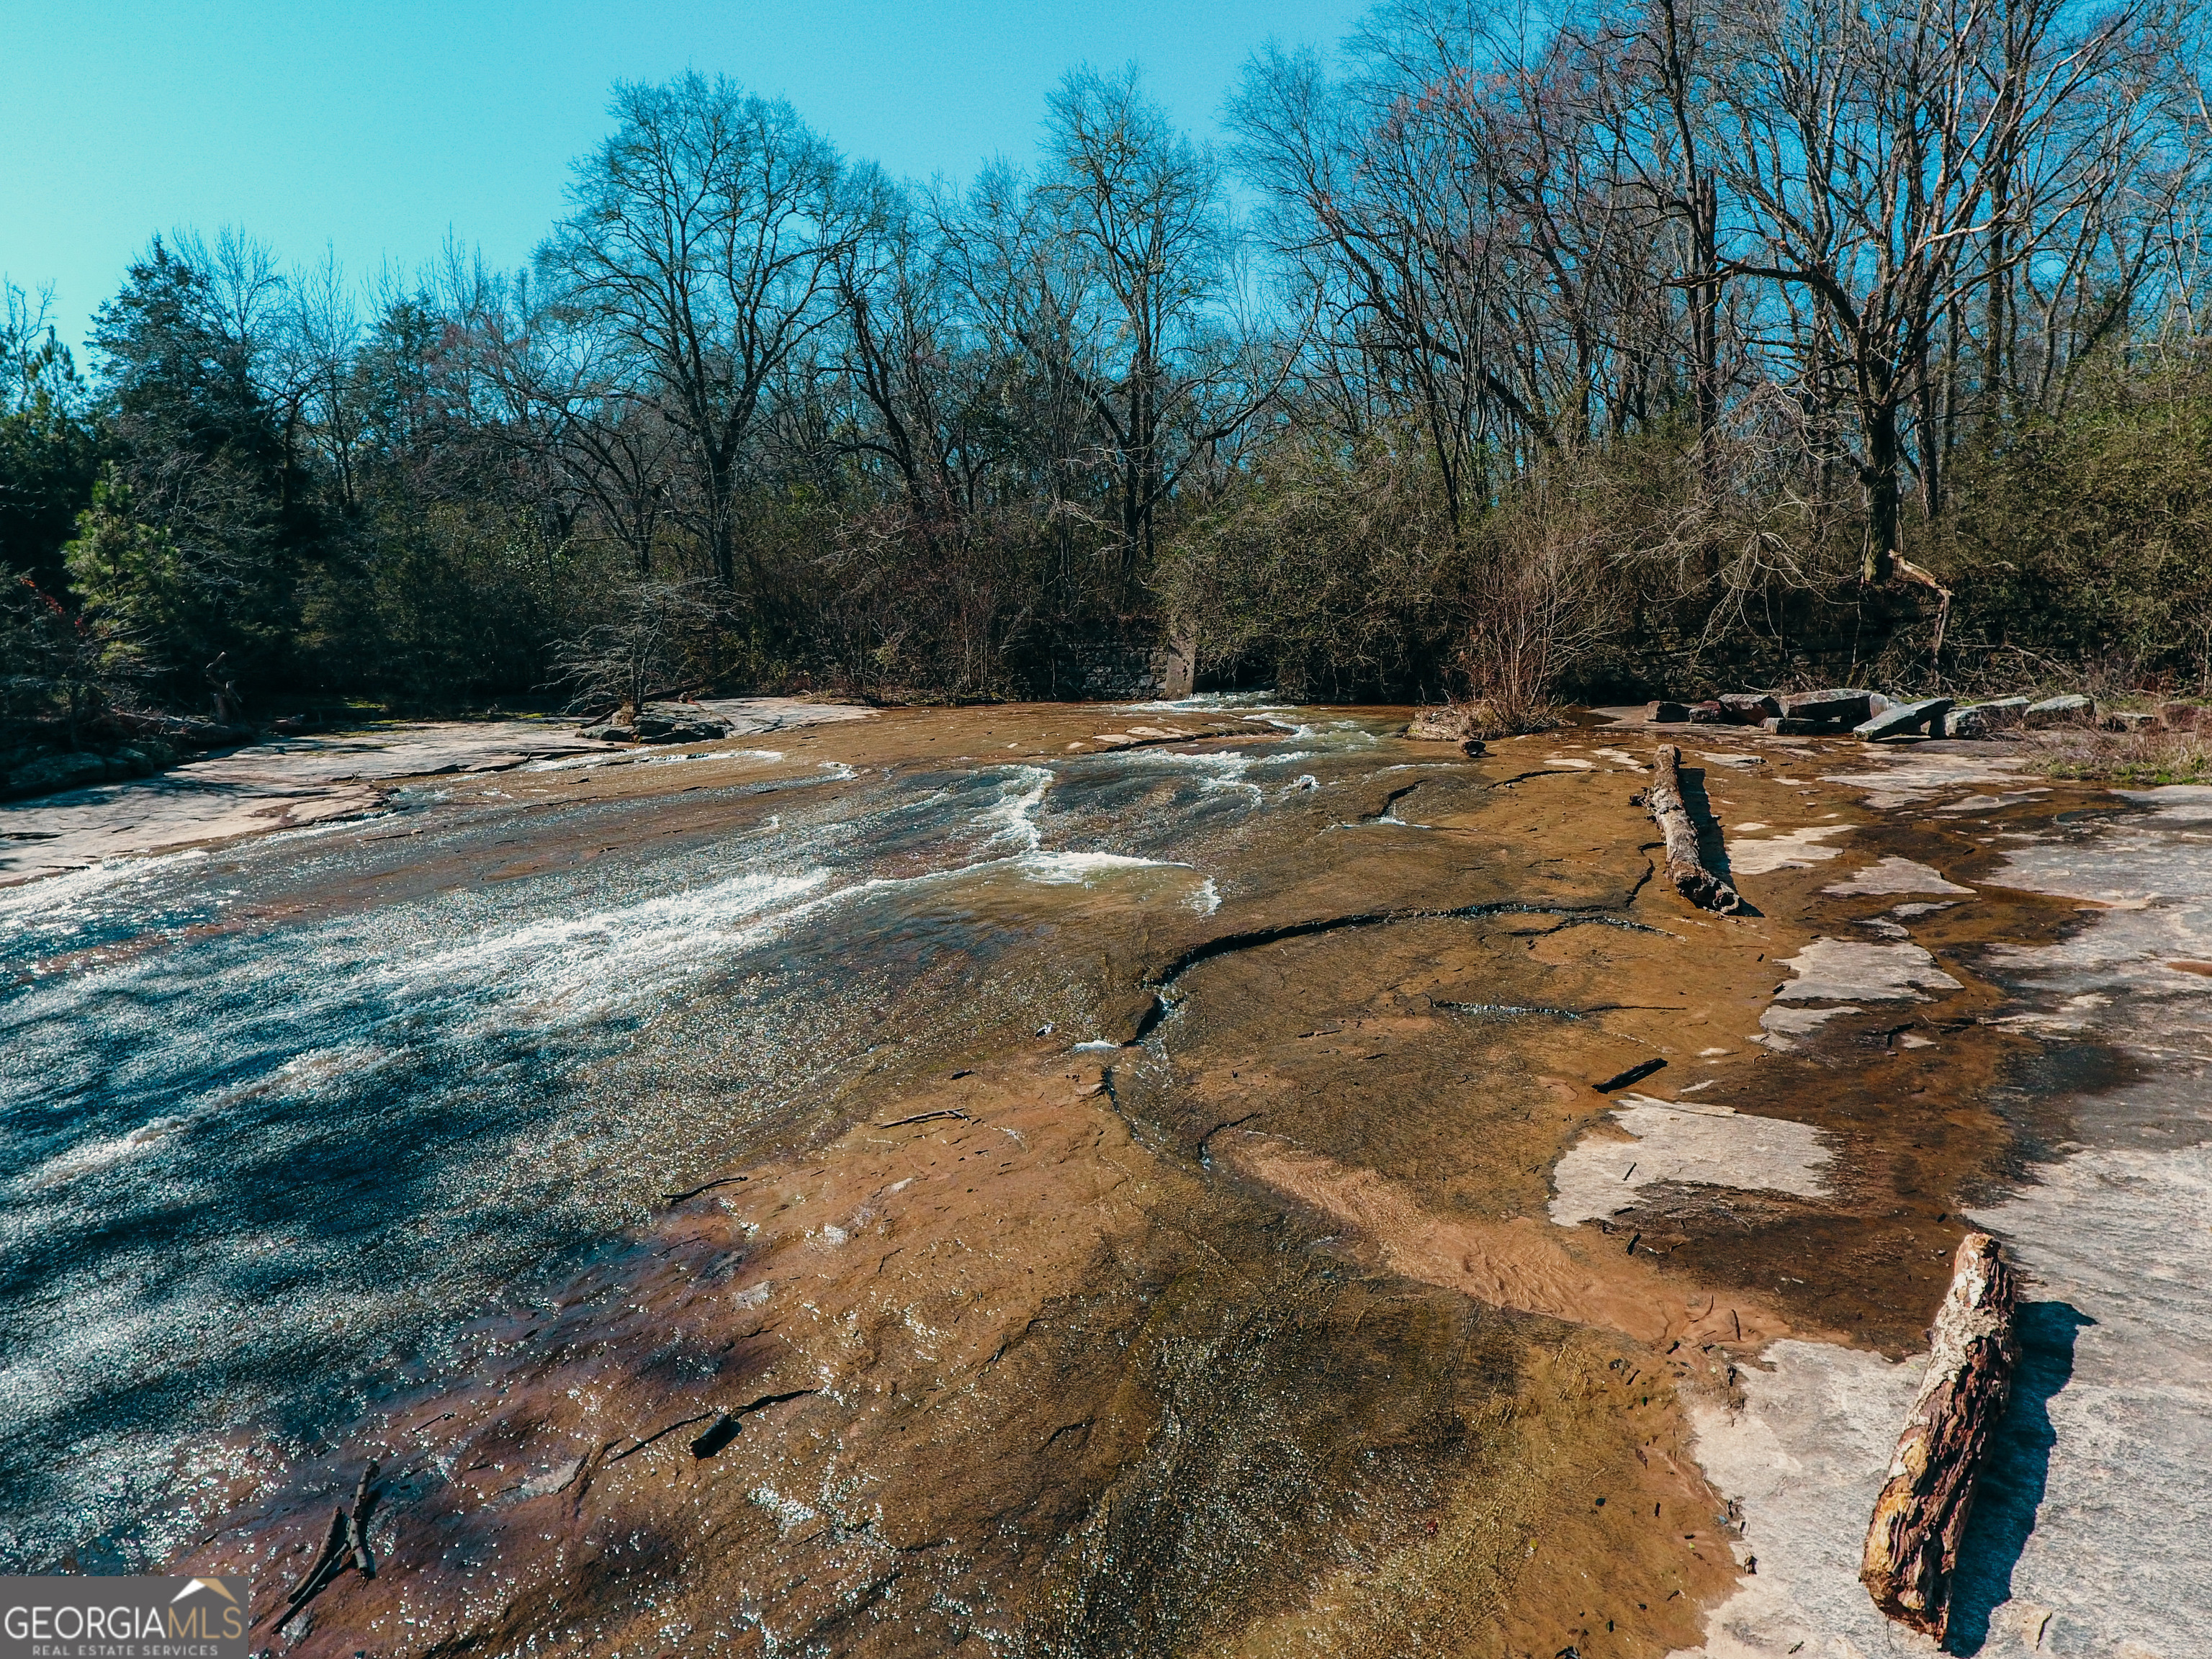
left=1, top=702, right=2205, bottom=1655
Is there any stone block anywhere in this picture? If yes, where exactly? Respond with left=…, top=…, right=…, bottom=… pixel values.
left=1646, top=701, right=1691, bottom=723
left=1719, top=693, right=1781, bottom=722
left=2024, top=693, right=2094, bottom=728
left=1968, top=696, right=2030, bottom=729
left=1781, top=688, right=1875, bottom=726
left=1855, top=697, right=1954, bottom=741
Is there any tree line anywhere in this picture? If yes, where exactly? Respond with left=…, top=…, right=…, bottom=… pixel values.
left=7, top=0, right=2212, bottom=737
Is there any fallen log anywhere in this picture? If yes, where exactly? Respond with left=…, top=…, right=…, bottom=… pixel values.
left=1647, top=746, right=1744, bottom=914
left=1593, top=1056, right=1667, bottom=1093
left=1861, top=1231, right=2020, bottom=1637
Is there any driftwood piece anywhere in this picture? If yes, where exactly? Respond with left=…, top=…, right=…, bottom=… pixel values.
left=266, top=1506, right=349, bottom=1627
left=264, top=1461, right=382, bottom=1629
left=1593, top=1056, right=1666, bottom=1093
left=1647, top=746, right=1744, bottom=914
left=1861, top=1231, right=2020, bottom=1637
left=348, top=1461, right=379, bottom=1578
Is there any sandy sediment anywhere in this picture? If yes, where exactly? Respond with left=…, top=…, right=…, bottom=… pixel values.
left=1213, top=1128, right=1813, bottom=1352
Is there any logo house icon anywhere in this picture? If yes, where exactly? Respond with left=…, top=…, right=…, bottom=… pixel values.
left=171, top=1578, right=240, bottom=1607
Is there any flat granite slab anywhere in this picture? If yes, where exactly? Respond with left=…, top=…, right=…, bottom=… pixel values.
left=0, top=699, right=876, bottom=884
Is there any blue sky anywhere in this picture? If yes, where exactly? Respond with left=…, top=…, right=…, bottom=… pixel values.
left=1, top=0, right=1368, bottom=362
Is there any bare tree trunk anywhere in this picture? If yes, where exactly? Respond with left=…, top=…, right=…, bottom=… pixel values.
left=1692, top=174, right=1722, bottom=579
left=1861, top=402, right=1902, bottom=585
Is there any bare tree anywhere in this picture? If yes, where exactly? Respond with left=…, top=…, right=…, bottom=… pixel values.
left=832, top=170, right=980, bottom=552
left=1708, top=0, right=2156, bottom=582
left=1040, top=66, right=1254, bottom=594
left=548, top=576, right=719, bottom=718
left=541, top=73, right=859, bottom=593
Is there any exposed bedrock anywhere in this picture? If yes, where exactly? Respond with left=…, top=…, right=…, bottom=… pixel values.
left=102, top=711, right=2193, bottom=1656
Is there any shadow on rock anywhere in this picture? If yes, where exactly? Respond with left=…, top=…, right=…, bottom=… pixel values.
left=1677, top=765, right=1762, bottom=917
left=1944, top=1300, right=2094, bottom=1653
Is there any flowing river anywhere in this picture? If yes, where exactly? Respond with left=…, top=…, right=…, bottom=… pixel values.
left=0, top=699, right=1352, bottom=1574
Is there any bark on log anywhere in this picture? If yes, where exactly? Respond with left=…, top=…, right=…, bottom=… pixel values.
left=1861, top=1231, right=2020, bottom=1637
left=1647, top=745, right=1743, bottom=913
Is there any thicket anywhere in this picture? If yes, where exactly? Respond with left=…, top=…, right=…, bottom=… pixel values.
left=5, top=0, right=2212, bottom=745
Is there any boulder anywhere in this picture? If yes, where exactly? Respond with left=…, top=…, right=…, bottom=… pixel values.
left=2102, top=709, right=2157, bottom=732
left=1781, top=688, right=1876, bottom=726
left=1763, top=716, right=1845, bottom=735
left=660, top=721, right=729, bottom=744
left=1406, top=703, right=1514, bottom=742
left=633, top=703, right=733, bottom=745
left=1856, top=697, right=1954, bottom=742
left=1688, top=700, right=1730, bottom=724
left=580, top=724, right=638, bottom=743
left=2159, top=701, right=2206, bottom=732
left=2023, top=693, right=2094, bottom=728
left=1645, top=701, right=1692, bottom=724
left=1719, top=693, right=1781, bottom=723
left=1965, top=696, right=2029, bottom=730
left=1946, top=706, right=1990, bottom=739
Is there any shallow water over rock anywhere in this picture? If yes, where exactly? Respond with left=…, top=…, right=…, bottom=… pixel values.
left=0, top=706, right=1348, bottom=1573
left=6, top=712, right=2208, bottom=1655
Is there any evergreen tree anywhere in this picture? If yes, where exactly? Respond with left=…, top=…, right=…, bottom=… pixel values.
left=66, top=238, right=322, bottom=704
left=0, top=284, right=102, bottom=593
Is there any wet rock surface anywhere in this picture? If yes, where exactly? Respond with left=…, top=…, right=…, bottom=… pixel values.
left=1, top=703, right=2206, bottom=1654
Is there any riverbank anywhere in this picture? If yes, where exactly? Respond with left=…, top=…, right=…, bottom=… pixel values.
left=0, top=698, right=876, bottom=886
left=4, top=704, right=2205, bottom=1654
